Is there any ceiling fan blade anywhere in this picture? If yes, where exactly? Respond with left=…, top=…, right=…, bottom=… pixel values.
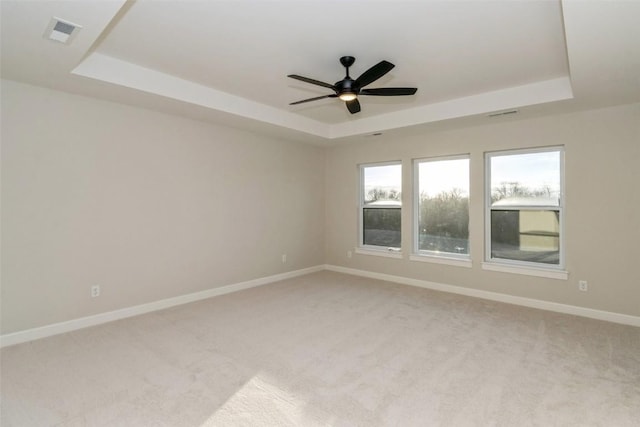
left=346, top=98, right=361, bottom=114
left=354, top=60, right=395, bottom=88
left=287, top=74, right=335, bottom=90
left=290, top=94, right=337, bottom=105
left=360, top=87, right=418, bottom=96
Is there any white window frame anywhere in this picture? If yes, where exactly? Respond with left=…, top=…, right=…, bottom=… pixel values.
left=357, top=161, right=403, bottom=257
left=483, top=146, right=567, bottom=279
left=411, top=154, right=472, bottom=268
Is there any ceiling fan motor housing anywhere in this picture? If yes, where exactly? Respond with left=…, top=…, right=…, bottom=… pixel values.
left=336, top=78, right=359, bottom=95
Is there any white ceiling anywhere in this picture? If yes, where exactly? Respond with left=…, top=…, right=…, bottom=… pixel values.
left=1, top=0, right=639, bottom=144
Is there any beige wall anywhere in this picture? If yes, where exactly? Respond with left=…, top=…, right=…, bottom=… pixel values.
left=2, top=79, right=639, bottom=336
left=1, top=80, right=325, bottom=334
left=325, top=103, right=640, bottom=317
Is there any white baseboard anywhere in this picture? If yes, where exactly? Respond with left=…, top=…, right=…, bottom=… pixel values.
left=3, top=263, right=637, bottom=348
left=325, top=264, right=640, bottom=327
left=0, top=265, right=324, bottom=348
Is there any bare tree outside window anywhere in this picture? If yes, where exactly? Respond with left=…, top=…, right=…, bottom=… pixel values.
left=416, top=156, right=470, bottom=256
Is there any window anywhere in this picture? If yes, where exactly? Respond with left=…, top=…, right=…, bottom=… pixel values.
left=414, top=156, right=470, bottom=259
left=359, top=162, right=402, bottom=251
left=485, top=147, right=564, bottom=269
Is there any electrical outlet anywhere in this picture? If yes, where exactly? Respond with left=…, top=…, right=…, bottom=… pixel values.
left=91, top=285, right=100, bottom=298
left=347, top=250, right=352, bottom=258
left=578, top=280, right=588, bottom=292
left=281, top=254, right=287, bottom=264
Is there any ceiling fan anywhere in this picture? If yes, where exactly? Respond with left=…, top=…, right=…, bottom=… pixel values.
left=288, top=56, right=418, bottom=114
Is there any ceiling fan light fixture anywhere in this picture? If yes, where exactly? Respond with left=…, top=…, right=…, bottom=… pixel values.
left=288, top=56, right=417, bottom=114
left=339, top=93, right=357, bottom=102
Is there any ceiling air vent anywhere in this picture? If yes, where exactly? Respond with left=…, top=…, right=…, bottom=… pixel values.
left=488, top=109, right=519, bottom=118
left=44, top=17, right=82, bottom=44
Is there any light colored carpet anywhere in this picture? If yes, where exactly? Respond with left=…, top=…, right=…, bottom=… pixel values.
left=1, top=271, right=639, bottom=426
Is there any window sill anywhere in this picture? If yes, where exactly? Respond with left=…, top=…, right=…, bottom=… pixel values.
left=355, top=247, right=403, bottom=259
left=482, top=262, right=568, bottom=280
left=410, top=254, right=472, bottom=268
